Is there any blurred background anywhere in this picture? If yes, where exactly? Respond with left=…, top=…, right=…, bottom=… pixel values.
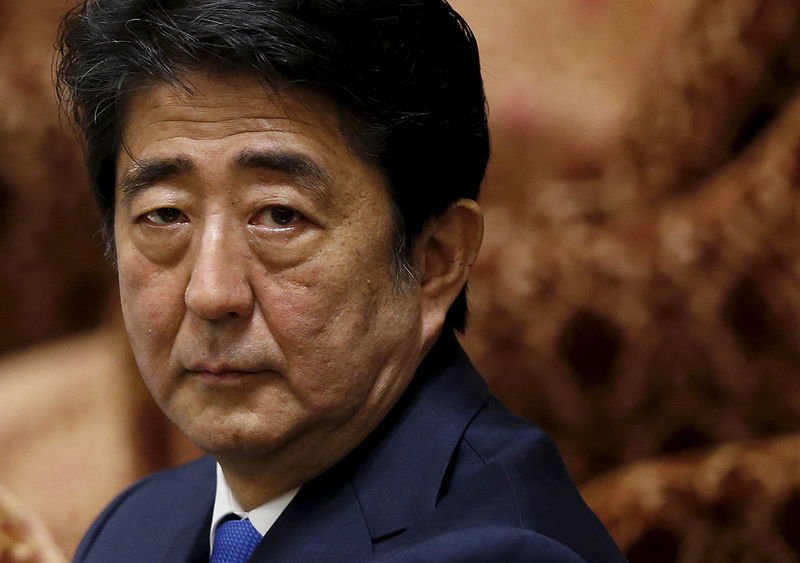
left=2, top=0, right=800, bottom=561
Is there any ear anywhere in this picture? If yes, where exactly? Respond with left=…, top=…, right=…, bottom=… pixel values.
left=415, top=198, right=483, bottom=345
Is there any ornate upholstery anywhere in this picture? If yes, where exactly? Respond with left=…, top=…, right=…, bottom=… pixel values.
left=455, top=0, right=800, bottom=481
left=582, top=433, right=800, bottom=562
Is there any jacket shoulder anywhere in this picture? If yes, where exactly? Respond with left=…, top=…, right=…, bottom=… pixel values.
left=73, top=456, right=215, bottom=562
left=433, top=397, right=626, bottom=563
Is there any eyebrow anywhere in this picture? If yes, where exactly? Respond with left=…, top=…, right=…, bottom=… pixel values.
left=118, top=157, right=194, bottom=204
left=117, top=150, right=332, bottom=203
left=235, top=149, right=332, bottom=199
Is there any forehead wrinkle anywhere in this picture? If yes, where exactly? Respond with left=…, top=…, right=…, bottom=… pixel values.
left=142, top=116, right=299, bottom=141
left=141, top=92, right=324, bottom=134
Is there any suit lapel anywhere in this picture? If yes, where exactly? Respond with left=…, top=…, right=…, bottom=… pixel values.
left=249, top=464, right=372, bottom=562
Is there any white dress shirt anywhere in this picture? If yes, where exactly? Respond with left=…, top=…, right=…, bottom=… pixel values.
left=209, top=463, right=299, bottom=553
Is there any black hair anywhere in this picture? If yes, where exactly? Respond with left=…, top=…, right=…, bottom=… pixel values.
left=57, top=0, right=489, bottom=333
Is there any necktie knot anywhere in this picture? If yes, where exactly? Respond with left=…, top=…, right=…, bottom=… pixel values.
left=210, top=516, right=262, bottom=563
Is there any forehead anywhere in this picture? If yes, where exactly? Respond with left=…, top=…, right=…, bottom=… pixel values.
left=115, top=72, right=390, bottom=209
left=120, top=72, right=350, bottom=157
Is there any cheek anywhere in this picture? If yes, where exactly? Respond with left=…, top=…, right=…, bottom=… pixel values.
left=260, top=260, right=378, bottom=346
left=257, top=258, right=418, bottom=397
left=117, top=251, right=185, bottom=361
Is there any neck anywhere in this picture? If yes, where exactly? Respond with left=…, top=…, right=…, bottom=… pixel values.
left=218, top=451, right=320, bottom=511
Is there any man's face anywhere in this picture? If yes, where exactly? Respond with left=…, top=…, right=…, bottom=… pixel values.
left=115, top=72, right=426, bottom=467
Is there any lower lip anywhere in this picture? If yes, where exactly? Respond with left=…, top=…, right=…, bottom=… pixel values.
left=194, top=371, right=258, bottom=385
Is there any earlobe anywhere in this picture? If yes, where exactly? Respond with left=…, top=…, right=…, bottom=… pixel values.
left=417, top=199, right=483, bottom=343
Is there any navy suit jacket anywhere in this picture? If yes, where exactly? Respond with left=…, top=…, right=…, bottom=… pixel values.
left=74, top=337, right=625, bottom=562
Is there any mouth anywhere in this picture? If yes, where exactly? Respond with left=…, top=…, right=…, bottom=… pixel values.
left=186, top=364, right=266, bottom=386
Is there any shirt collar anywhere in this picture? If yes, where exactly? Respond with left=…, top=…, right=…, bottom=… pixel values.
left=210, top=462, right=299, bottom=551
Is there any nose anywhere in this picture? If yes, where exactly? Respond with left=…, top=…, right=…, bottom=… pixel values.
left=184, top=223, right=255, bottom=320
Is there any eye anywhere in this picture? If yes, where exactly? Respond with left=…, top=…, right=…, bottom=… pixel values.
left=140, top=207, right=187, bottom=225
left=254, top=205, right=302, bottom=229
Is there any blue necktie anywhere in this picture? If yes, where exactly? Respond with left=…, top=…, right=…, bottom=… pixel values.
left=210, top=517, right=263, bottom=563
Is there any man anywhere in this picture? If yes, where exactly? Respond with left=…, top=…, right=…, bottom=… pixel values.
left=58, top=1, right=625, bottom=561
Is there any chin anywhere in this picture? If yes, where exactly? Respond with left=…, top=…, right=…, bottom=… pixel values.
left=178, top=411, right=303, bottom=458
left=187, top=428, right=283, bottom=459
